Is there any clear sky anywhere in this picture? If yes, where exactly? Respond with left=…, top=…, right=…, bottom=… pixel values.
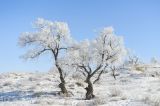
left=0, top=0, right=160, bottom=72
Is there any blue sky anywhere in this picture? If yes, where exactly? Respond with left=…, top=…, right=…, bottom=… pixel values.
left=0, top=0, right=160, bottom=72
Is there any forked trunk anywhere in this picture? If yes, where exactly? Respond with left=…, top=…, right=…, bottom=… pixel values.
left=85, top=77, right=95, bottom=100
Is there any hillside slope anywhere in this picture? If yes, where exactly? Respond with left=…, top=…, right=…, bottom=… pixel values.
left=0, top=68, right=160, bottom=106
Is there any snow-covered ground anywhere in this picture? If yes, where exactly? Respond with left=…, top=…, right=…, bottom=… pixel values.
left=0, top=67, right=160, bottom=106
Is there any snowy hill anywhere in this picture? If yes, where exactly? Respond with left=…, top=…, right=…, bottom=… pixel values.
left=0, top=68, right=160, bottom=106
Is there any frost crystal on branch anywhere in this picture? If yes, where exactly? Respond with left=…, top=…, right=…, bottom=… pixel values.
left=18, top=18, right=72, bottom=60
left=68, top=26, right=126, bottom=73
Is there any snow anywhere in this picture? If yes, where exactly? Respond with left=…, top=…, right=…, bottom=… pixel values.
left=0, top=67, right=160, bottom=106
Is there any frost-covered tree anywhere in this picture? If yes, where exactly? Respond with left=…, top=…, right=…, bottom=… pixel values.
left=68, top=27, right=126, bottom=100
left=150, top=57, right=159, bottom=64
left=124, top=53, right=143, bottom=70
left=18, top=18, right=73, bottom=95
left=128, top=55, right=140, bottom=65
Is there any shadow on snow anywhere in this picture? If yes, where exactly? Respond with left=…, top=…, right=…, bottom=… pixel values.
left=0, top=90, right=58, bottom=102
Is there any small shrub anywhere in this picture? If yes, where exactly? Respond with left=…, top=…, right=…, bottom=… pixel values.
left=135, top=66, right=145, bottom=72
left=28, top=77, right=37, bottom=81
left=68, top=84, right=75, bottom=89
left=72, top=72, right=84, bottom=80
left=3, top=82, right=11, bottom=86
left=109, top=87, right=122, bottom=97
left=76, top=82, right=84, bottom=87
left=92, top=97, right=107, bottom=105
left=33, top=98, right=55, bottom=105
left=32, top=92, right=45, bottom=97
left=142, top=95, right=150, bottom=104
left=120, top=94, right=127, bottom=100
left=141, top=94, right=160, bottom=106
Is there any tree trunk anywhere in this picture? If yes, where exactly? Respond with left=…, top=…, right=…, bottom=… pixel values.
left=52, top=48, right=68, bottom=96
left=85, top=77, right=95, bottom=100
left=58, top=82, right=68, bottom=95
left=56, top=64, right=68, bottom=95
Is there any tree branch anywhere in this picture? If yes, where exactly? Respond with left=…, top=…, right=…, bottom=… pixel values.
left=87, top=64, right=92, bottom=74
left=29, top=48, right=52, bottom=59
left=90, top=64, right=102, bottom=77
left=58, top=47, right=67, bottom=50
